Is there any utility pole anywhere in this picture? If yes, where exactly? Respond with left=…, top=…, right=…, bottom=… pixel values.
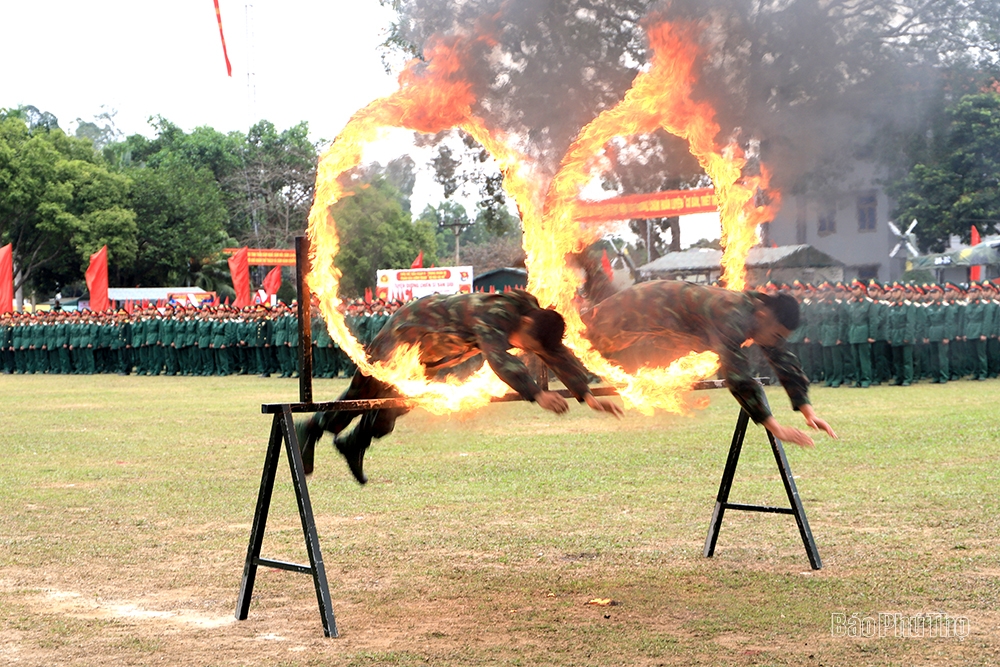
left=439, top=220, right=469, bottom=265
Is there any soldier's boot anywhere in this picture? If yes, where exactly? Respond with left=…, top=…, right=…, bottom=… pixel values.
left=294, top=416, right=323, bottom=475
left=334, top=427, right=371, bottom=485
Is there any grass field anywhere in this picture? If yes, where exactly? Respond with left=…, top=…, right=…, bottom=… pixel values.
left=1, top=373, right=999, bottom=666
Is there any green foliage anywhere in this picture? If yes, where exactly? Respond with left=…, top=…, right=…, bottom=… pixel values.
left=891, top=93, right=1000, bottom=252
left=331, top=175, right=437, bottom=296
left=0, top=114, right=136, bottom=294
left=121, top=161, right=228, bottom=286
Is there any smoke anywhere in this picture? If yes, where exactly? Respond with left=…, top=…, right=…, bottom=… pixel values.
left=386, top=0, right=989, bottom=198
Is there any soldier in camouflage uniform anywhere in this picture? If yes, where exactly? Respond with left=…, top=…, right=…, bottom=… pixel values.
left=580, top=280, right=836, bottom=449
left=296, top=290, right=623, bottom=484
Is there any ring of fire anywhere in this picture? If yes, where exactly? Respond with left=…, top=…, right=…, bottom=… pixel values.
left=306, top=20, right=781, bottom=416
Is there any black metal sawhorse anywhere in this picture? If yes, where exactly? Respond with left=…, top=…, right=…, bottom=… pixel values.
left=235, top=403, right=339, bottom=637
left=703, top=391, right=822, bottom=570
left=235, top=383, right=821, bottom=637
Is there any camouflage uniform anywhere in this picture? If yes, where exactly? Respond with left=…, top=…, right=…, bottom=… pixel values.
left=581, top=281, right=810, bottom=425
left=307, top=290, right=594, bottom=461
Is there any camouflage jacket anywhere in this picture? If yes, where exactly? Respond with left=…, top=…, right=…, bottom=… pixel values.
left=367, top=291, right=593, bottom=402
left=581, top=281, right=810, bottom=424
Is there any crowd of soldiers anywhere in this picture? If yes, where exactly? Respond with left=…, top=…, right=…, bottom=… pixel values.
left=778, top=278, right=1000, bottom=387
left=5, top=279, right=998, bottom=388
left=0, top=298, right=402, bottom=378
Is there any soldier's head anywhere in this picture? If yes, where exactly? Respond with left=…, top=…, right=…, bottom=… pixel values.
left=752, top=292, right=800, bottom=347
left=510, top=308, right=567, bottom=357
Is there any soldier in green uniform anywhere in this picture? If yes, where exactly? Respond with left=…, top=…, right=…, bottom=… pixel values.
left=55, top=311, right=68, bottom=373
left=159, top=306, right=177, bottom=376
left=252, top=305, right=274, bottom=377
left=43, top=311, right=58, bottom=373
left=195, top=308, right=214, bottom=376
left=816, top=283, right=845, bottom=388
left=580, top=280, right=836, bottom=449
left=296, top=290, right=624, bottom=483
left=12, top=313, right=26, bottom=373
left=965, top=283, right=992, bottom=380
left=287, top=302, right=300, bottom=378
left=311, top=308, right=332, bottom=378
left=925, top=285, right=949, bottom=383
left=0, top=312, right=13, bottom=373
left=236, top=307, right=254, bottom=374
left=887, top=283, right=916, bottom=385
left=272, top=304, right=291, bottom=377
left=941, top=284, right=962, bottom=380
left=910, top=285, right=929, bottom=381
left=785, top=282, right=809, bottom=380
left=210, top=309, right=229, bottom=375
left=845, top=279, right=874, bottom=388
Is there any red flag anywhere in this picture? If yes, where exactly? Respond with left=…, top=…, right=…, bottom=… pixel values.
left=0, top=244, right=12, bottom=313
left=262, top=266, right=282, bottom=296
left=85, top=245, right=110, bottom=312
left=213, top=0, right=232, bottom=77
left=411, top=250, right=423, bottom=269
left=227, top=246, right=252, bottom=308
left=224, top=296, right=230, bottom=307
left=971, top=225, right=982, bottom=281
left=364, top=287, right=373, bottom=304
left=124, top=300, right=133, bottom=315
left=601, top=249, right=614, bottom=281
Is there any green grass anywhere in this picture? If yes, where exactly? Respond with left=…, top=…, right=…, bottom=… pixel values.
left=1, top=374, right=998, bottom=665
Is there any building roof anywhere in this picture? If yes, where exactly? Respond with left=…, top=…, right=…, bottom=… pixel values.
left=638, top=244, right=844, bottom=277
left=474, top=267, right=528, bottom=280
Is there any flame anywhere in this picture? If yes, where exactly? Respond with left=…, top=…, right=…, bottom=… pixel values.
left=307, top=32, right=543, bottom=413
left=307, top=20, right=780, bottom=416
left=523, top=21, right=781, bottom=414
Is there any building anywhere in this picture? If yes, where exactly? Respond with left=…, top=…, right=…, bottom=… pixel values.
left=637, top=245, right=844, bottom=285
left=766, top=162, right=906, bottom=283
left=473, top=268, right=527, bottom=292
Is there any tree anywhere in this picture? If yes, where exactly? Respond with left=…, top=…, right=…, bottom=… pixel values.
left=120, top=161, right=229, bottom=286
left=331, top=175, right=438, bottom=296
left=890, top=92, right=1000, bottom=252
left=0, top=113, right=136, bottom=296
left=381, top=0, right=1000, bottom=201
left=226, top=120, right=317, bottom=249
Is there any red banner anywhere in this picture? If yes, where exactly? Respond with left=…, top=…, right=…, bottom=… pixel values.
left=0, top=244, right=12, bottom=314
left=85, top=245, right=110, bottom=312
left=224, top=248, right=297, bottom=266
left=575, top=187, right=717, bottom=223
left=227, top=247, right=252, bottom=308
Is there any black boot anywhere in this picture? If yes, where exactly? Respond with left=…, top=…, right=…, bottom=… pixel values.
left=334, top=428, right=372, bottom=485
left=294, top=417, right=321, bottom=475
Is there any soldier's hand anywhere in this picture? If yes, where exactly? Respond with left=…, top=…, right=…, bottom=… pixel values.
left=584, top=393, right=624, bottom=418
left=799, top=404, right=838, bottom=440
left=535, top=390, right=569, bottom=415
left=763, top=418, right=815, bottom=448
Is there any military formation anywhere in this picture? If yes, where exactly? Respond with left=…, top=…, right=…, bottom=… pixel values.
left=781, top=279, right=1000, bottom=387
left=0, top=298, right=402, bottom=378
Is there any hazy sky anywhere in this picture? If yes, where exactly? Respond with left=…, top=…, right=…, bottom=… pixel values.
left=2, top=0, right=720, bottom=243
left=2, top=0, right=400, bottom=141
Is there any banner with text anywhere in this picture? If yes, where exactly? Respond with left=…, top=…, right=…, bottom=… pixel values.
left=575, top=187, right=717, bottom=223
left=376, top=266, right=473, bottom=301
